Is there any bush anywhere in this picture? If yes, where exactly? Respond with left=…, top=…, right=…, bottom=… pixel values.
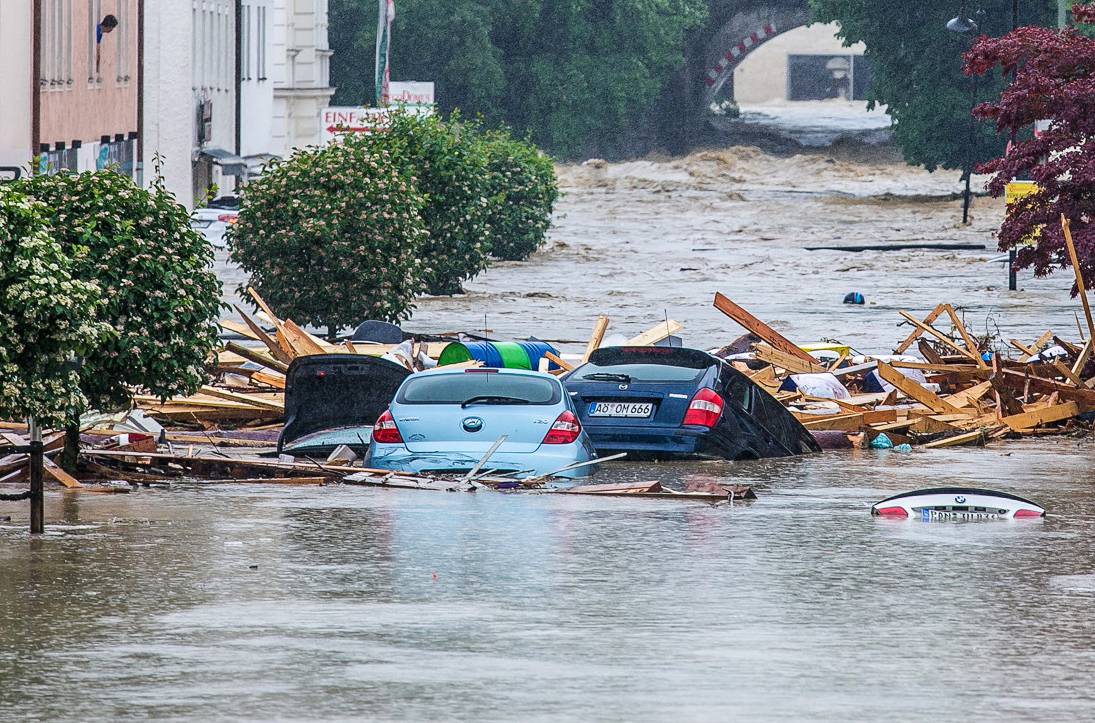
left=367, top=110, right=494, bottom=295
left=0, top=186, right=106, bottom=426
left=229, top=140, right=429, bottom=334
left=480, top=129, right=559, bottom=261
left=16, top=170, right=223, bottom=412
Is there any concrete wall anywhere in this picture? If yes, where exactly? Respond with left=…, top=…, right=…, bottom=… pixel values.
left=142, top=1, right=194, bottom=206
left=734, top=22, right=865, bottom=103
left=38, top=0, right=139, bottom=150
left=0, top=2, right=34, bottom=169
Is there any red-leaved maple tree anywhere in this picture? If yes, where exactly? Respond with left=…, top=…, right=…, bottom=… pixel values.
left=963, top=3, right=1095, bottom=292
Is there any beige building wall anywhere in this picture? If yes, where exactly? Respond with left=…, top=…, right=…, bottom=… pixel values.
left=734, top=22, right=866, bottom=103
left=0, top=2, right=34, bottom=169
left=38, top=0, right=138, bottom=148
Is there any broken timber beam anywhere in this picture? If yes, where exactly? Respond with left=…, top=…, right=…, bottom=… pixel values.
left=876, top=362, right=961, bottom=414
left=582, top=316, right=610, bottom=363
left=712, top=292, right=818, bottom=365
left=894, top=304, right=945, bottom=354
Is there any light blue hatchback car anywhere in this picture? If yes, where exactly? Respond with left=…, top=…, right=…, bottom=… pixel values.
left=366, top=367, right=596, bottom=479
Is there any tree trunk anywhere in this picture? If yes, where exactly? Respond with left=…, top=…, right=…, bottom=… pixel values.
left=61, top=418, right=81, bottom=475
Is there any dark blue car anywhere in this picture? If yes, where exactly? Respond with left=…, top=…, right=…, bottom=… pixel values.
left=563, top=346, right=821, bottom=461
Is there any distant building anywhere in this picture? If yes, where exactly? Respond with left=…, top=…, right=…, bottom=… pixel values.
left=734, top=23, right=870, bottom=103
left=0, top=0, right=331, bottom=207
left=0, top=1, right=139, bottom=178
left=271, top=0, right=335, bottom=156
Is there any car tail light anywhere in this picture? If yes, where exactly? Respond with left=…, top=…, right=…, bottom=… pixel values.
left=218, top=213, right=238, bottom=224
left=543, top=411, right=581, bottom=445
left=682, top=388, right=724, bottom=428
left=1013, top=508, right=1044, bottom=519
left=874, top=506, right=909, bottom=518
left=372, top=409, right=403, bottom=444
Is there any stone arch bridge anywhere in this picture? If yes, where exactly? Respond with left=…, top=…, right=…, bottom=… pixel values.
left=696, top=0, right=812, bottom=107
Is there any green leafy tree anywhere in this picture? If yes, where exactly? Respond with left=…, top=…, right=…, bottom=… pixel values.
left=480, top=127, right=559, bottom=261
left=16, top=170, right=222, bottom=465
left=810, top=0, right=1057, bottom=178
left=362, top=110, right=494, bottom=295
left=0, top=186, right=106, bottom=428
left=329, top=0, right=707, bottom=159
left=230, top=140, right=429, bottom=335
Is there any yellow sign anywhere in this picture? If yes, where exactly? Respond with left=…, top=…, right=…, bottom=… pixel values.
left=1005, top=181, right=1040, bottom=246
left=1005, top=180, right=1037, bottom=205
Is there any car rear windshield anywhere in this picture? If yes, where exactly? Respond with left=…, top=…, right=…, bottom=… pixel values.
left=398, top=372, right=561, bottom=405
left=573, top=347, right=714, bottom=383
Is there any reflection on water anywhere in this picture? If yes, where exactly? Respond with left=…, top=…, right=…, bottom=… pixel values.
left=2, top=439, right=1093, bottom=720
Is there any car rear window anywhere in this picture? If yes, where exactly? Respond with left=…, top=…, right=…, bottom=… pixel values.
left=573, top=347, right=714, bottom=383
left=572, top=362, right=706, bottom=383
left=398, top=372, right=561, bottom=405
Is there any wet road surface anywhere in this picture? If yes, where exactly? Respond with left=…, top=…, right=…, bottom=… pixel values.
left=5, top=139, right=1094, bottom=721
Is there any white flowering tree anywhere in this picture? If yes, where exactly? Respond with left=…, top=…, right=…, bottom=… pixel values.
left=229, top=141, right=429, bottom=336
left=0, top=186, right=106, bottom=427
left=16, top=170, right=222, bottom=465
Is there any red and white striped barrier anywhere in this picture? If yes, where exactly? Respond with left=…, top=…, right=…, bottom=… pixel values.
left=704, top=23, right=778, bottom=87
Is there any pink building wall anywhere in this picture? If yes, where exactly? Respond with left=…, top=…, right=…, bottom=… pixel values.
left=38, top=0, right=139, bottom=149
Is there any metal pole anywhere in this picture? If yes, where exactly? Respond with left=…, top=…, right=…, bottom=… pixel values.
left=1008, top=250, right=1018, bottom=290
left=1059, top=0, right=1068, bottom=28
left=28, top=417, right=44, bottom=534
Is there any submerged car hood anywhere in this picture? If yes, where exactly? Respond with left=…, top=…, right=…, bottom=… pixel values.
left=278, top=354, right=410, bottom=454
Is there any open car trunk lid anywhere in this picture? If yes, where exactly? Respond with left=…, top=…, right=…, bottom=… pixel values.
left=278, top=354, right=410, bottom=454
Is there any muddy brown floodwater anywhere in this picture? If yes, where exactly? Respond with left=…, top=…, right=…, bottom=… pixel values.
left=3, top=146, right=1094, bottom=722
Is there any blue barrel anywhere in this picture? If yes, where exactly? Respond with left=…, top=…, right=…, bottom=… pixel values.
left=518, top=341, right=560, bottom=371
left=438, top=341, right=505, bottom=368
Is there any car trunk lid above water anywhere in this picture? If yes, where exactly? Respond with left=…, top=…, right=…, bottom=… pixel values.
left=278, top=354, right=411, bottom=454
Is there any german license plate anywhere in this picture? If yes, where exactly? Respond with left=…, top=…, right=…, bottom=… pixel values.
left=588, top=401, right=654, bottom=418
left=921, top=509, right=1001, bottom=521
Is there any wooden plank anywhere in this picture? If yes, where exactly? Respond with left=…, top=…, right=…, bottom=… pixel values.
left=713, top=292, right=818, bottom=364
left=997, top=369, right=1095, bottom=405
left=218, top=319, right=260, bottom=341
left=42, top=457, right=83, bottom=488
left=1001, top=401, right=1081, bottom=432
left=1018, top=330, right=1054, bottom=362
left=1008, top=338, right=1038, bottom=358
left=876, top=362, right=961, bottom=414
left=234, top=304, right=294, bottom=364
left=1070, top=339, right=1092, bottom=378
left=890, top=360, right=981, bottom=373
left=753, top=343, right=826, bottom=374
left=917, top=339, right=945, bottom=365
left=897, top=311, right=980, bottom=362
left=543, top=352, right=574, bottom=372
left=922, top=429, right=990, bottom=449
left=281, top=319, right=328, bottom=356
left=186, top=477, right=326, bottom=486
left=894, top=304, right=945, bottom=353
left=625, top=320, right=683, bottom=347
left=198, top=386, right=284, bottom=411
left=1053, top=360, right=1083, bottom=386
left=223, top=342, right=290, bottom=374
left=1062, top=215, right=1095, bottom=341
left=250, top=371, right=287, bottom=390
left=943, top=305, right=986, bottom=367
left=943, top=380, right=993, bottom=408
left=581, top=316, right=610, bottom=364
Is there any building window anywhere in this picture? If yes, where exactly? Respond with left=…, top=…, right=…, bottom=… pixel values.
left=257, top=5, right=266, bottom=80
left=40, top=0, right=73, bottom=89
left=115, top=0, right=129, bottom=83
left=787, top=54, right=872, bottom=102
left=241, top=4, right=249, bottom=81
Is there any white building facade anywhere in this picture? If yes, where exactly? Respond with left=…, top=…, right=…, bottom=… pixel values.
left=271, top=0, right=335, bottom=156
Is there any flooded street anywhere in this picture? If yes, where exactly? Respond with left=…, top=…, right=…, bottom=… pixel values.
left=5, top=140, right=1095, bottom=720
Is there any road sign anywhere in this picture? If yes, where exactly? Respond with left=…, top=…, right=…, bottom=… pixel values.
left=389, top=81, right=434, bottom=106
left=321, top=100, right=434, bottom=145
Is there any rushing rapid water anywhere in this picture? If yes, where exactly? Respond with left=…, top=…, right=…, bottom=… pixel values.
left=4, top=136, right=1094, bottom=721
